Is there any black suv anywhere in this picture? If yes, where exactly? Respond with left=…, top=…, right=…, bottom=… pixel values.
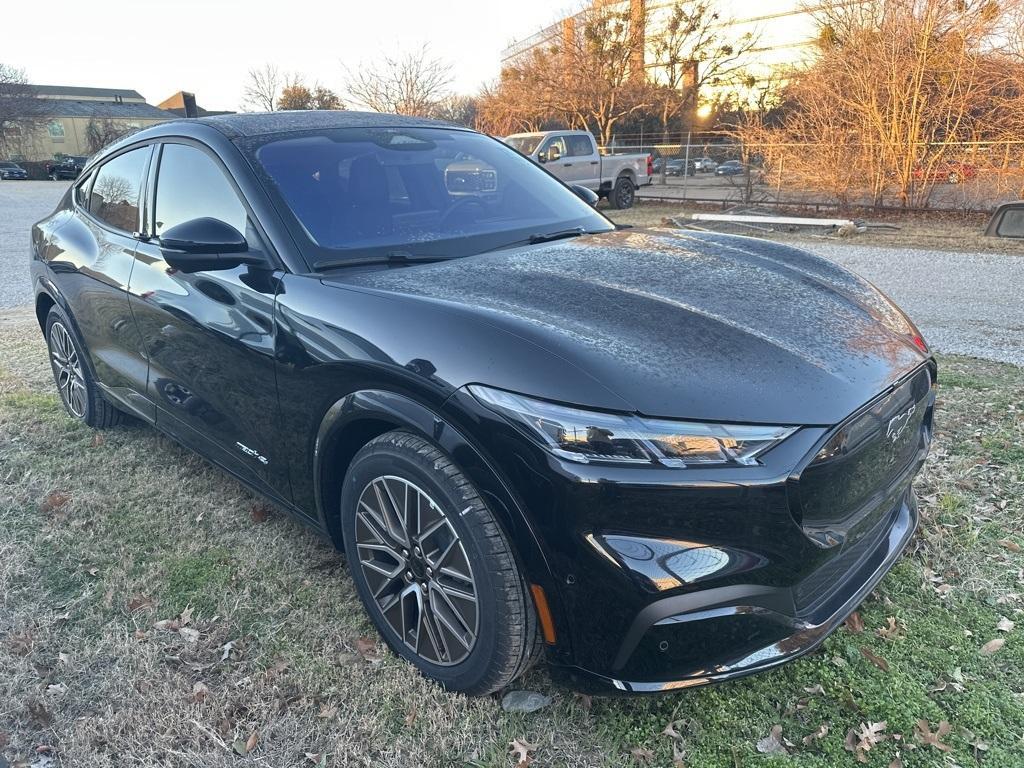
left=30, top=112, right=935, bottom=695
left=44, top=155, right=87, bottom=180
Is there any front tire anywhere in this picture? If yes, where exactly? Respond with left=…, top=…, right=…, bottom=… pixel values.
left=45, top=306, right=122, bottom=429
left=609, top=176, right=636, bottom=209
left=341, top=431, right=540, bottom=695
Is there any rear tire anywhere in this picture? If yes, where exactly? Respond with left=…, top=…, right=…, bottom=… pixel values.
left=45, top=306, right=122, bottom=429
left=609, top=176, right=635, bottom=209
left=341, top=430, right=540, bottom=695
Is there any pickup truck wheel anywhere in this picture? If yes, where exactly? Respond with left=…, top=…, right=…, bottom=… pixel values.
left=609, top=176, right=635, bottom=209
left=341, top=430, right=541, bottom=695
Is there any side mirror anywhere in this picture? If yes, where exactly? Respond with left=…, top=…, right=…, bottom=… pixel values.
left=537, top=151, right=548, bottom=164
left=570, top=184, right=599, bottom=207
left=157, top=217, right=259, bottom=272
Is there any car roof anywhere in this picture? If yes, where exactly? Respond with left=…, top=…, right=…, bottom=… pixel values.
left=192, top=110, right=462, bottom=139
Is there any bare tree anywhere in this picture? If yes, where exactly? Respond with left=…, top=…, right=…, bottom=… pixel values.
left=434, top=94, right=477, bottom=126
left=242, top=64, right=282, bottom=112
left=749, top=0, right=1023, bottom=208
left=345, top=46, right=453, bottom=116
left=0, top=63, right=44, bottom=157
left=85, top=118, right=132, bottom=153
left=647, top=2, right=759, bottom=140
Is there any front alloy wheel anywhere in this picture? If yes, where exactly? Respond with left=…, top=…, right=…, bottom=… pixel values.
left=354, top=475, right=478, bottom=665
left=341, top=431, right=540, bottom=695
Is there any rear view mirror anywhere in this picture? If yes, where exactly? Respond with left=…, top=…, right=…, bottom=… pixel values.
left=570, top=184, right=599, bottom=207
left=157, top=217, right=262, bottom=272
left=159, top=217, right=247, bottom=254
left=985, top=202, right=1024, bottom=238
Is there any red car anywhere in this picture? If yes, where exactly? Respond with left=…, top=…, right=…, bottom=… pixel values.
left=913, top=162, right=977, bottom=184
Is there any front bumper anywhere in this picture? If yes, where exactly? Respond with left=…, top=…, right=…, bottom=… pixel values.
left=551, top=492, right=917, bottom=692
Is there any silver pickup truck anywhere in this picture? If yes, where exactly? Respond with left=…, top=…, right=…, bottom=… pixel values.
left=504, top=130, right=651, bottom=209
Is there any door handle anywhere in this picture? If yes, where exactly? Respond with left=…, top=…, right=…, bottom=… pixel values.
left=563, top=163, right=573, bottom=167
left=590, top=161, right=599, bottom=165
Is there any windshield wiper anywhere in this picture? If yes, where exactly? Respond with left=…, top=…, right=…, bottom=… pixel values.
left=312, top=251, right=452, bottom=271
left=528, top=226, right=588, bottom=244
left=480, top=227, right=592, bottom=256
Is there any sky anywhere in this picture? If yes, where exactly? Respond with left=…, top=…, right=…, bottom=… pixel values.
left=3, top=0, right=570, bottom=110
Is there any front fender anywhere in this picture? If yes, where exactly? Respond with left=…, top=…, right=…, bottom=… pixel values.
left=311, top=389, right=569, bottom=654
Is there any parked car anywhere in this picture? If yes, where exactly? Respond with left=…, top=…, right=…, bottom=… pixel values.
left=912, top=162, right=977, bottom=184
left=693, top=156, right=718, bottom=173
left=504, top=130, right=651, bottom=209
left=0, top=161, right=29, bottom=180
left=32, top=112, right=935, bottom=696
left=44, top=156, right=87, bottom=180
left=715, top=159, right=745, bottom=176
left=665, top=158, right=694, bottom=177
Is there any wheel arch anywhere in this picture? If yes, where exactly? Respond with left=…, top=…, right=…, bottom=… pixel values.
left=312, top=389, right=562, bottom=611
left=616, top=167, right=637, bottom=185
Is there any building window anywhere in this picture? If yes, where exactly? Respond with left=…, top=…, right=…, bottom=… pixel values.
left=47, top=120, right=66, bottom=140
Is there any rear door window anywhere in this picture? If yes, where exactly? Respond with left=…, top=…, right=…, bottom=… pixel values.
left=91, top=147, right=152, bottom=232
left=566, top=135, right=594, bottom=157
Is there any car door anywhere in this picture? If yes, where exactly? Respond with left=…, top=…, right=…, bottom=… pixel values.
left=126, top=140, right=290, bottom=499
left=562, top=133, right=600, bottom=187
left=47, top=145, right=155, bottom=419
left=538, top=135, right=570, bottom=181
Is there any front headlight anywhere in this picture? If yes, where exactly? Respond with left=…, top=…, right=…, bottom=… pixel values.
left=469, top=385, right=796, bottom=467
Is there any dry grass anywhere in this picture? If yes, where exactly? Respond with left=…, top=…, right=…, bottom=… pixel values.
left=1, top=309, right=1022, bottom=767
left=614, top=201, right=1024, bottom=255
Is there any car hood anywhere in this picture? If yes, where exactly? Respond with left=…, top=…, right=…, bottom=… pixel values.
left=322, top=229, right=927, bottom=425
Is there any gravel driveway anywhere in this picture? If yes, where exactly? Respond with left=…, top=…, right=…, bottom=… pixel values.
left=2, top=181, right=1021, bottom=365
left=0, top=180, right=67, bottom=309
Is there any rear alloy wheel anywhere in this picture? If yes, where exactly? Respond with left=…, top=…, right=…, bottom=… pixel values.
left=610, top=176, right=635, bottom=209
left=341, top=431, right=540, bottom=695
left=947, top=171, right=961, bottom=184
left=45, top=306, right=123, bottom=428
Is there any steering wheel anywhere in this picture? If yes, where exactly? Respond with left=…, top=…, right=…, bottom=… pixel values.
left=439, top=197, right=487, bottom=231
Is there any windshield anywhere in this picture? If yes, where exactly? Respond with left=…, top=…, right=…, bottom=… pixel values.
left=0, top=162, right=17, bottom=168
left=503, top=135, right=544, bottom=156
left=244, top=127, right=611, bottom=266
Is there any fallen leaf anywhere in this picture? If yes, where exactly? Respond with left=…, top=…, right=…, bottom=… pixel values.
left=860, top=646, right=890, bottom=671
left=856, top=721, right=888, bottom=753
left=179, top=627, right=201, bottom=643
left=39, top=491, right=70, bottom=513
left=90, top=433, right=104, bottom=447
left=889, top=758, right=904, bottom=768
left=190, top=682, right=209, bottom=703
left=26, top=699, right=52, bottom=726
left=756, top=725, right=788, bottom=755
left=508, top=737, right=537, bottom=768
left=86, top=567, right=99, bottom=577
left=305, top=754, right=327, bottom=768
left=250, top=504, right=272, bottom=523
left=980, top=638, right=1005, bottom=656
left=997, top=616, right=1015, bottom=633
left=57, top=652, right=70, bottom=665
left=997, top=539, right=1021, bottom=553
left=232, top=739, right=248, bottom=757
left=802, top=724, right=829, bottom=746
left=179, top=606, right=193, bottom=626
left=914, top=720, right=952, bottom=752
left=318, top=704, right=338, bottom=720
left=574, top=692, right=592, bottom=711
left=845, top=611, right=865, bottom=633
left=355, top=637, right=383, bottom=663
left=630, top=747, right=655, bottom=763
left=126, top=594, right=153, bottom=612
left=154, top=618, right=180, bottom=631
left=245, top=730, right=259, bottom=754
left=876, top=616, right=904, bottom=640
left=404, top=704, right=417, bottom=727
left=803, top=684, right=825, bottom=696
left=45, top=683, right=67, bottom=695
left=220, top=640, right=237, bottom=661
